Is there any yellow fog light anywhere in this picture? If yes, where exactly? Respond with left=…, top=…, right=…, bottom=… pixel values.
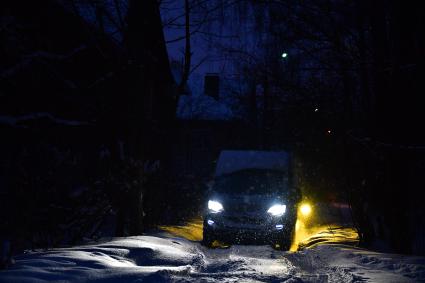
left=299, top=203, right=312, bottom=217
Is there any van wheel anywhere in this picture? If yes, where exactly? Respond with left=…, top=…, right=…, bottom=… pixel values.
left=202, top=228, right=214, bottom=248
left=273, top=225, right=294, bottom=251
left=273, top=235, right=291, bottom=250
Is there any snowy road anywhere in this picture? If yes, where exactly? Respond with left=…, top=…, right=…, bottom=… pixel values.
left=1, top=202, right=425, bottom=282
left=1, top=233, right=425, bottom=282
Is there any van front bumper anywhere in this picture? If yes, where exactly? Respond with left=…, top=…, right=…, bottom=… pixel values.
left=203, top=213, right=294, bottom=244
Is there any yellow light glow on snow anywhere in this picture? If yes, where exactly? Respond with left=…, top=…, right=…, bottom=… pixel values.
left=159, top=218, right=203, bottom=241
left=160, top=218, right=229, bottom=248
left=290, top=202, right=359, bottom=251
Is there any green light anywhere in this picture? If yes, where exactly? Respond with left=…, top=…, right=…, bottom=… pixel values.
left=281, top=52, right=288, bottom=58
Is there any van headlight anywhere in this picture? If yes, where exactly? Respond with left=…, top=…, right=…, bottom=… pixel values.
left=267, top=204, right=286, bottom=216
left=208, top=200, right=224, bottom=213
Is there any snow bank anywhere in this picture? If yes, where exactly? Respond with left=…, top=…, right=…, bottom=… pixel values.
left=0, top=236, right=199, bottom=283
left=289, top=244, right=425, bottom=283
left=2, top=233, right=424, bottom=282
left=0, top=113, right=90, bottom=127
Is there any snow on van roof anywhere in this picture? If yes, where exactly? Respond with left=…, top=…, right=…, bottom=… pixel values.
left=215, top=150, right=290, bottom=177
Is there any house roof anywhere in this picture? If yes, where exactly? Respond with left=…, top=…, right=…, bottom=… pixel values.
left=177, top=94, right=235, bottom=121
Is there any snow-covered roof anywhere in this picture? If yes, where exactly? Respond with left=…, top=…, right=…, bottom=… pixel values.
left=177, top=94, right=234, bottom=121
left=215, top=150, right=290, bottom=177
left=0, top=113, right=90, bottom=127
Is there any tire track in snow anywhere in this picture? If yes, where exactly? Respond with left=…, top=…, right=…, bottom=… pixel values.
left=174, top=244, right=299, bottom=282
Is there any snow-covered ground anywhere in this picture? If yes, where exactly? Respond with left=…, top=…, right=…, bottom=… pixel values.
left=1, top=203, right=424, bottom=282
left=1, top=232, right=424, bottom=283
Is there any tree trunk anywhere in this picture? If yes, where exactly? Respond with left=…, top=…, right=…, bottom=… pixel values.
left=178, top=0, right=192, bottom=95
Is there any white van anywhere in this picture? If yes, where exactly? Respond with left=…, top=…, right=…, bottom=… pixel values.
left=202, top=150, right=300, bottom=250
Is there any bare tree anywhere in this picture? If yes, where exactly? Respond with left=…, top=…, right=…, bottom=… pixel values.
left=178, top=0, right=192, bottom=95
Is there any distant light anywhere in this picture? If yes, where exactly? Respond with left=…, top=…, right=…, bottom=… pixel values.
left=314, top=108, right=319, bottom=112
left=281, top=52, right=288, bottom=58
left=207, top=220, right=214, bottom=226
left=275, top=224, right=284, bottom=230
left=327, top=129, right=332, bottom=134
left=299, top=203, right=312, bottom=217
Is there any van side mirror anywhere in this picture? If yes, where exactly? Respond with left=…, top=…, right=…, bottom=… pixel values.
left=205, top=181, right=214, bottom=193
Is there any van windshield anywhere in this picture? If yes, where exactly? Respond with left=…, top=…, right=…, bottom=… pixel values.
left=213, top=169, right=289, bottom=195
